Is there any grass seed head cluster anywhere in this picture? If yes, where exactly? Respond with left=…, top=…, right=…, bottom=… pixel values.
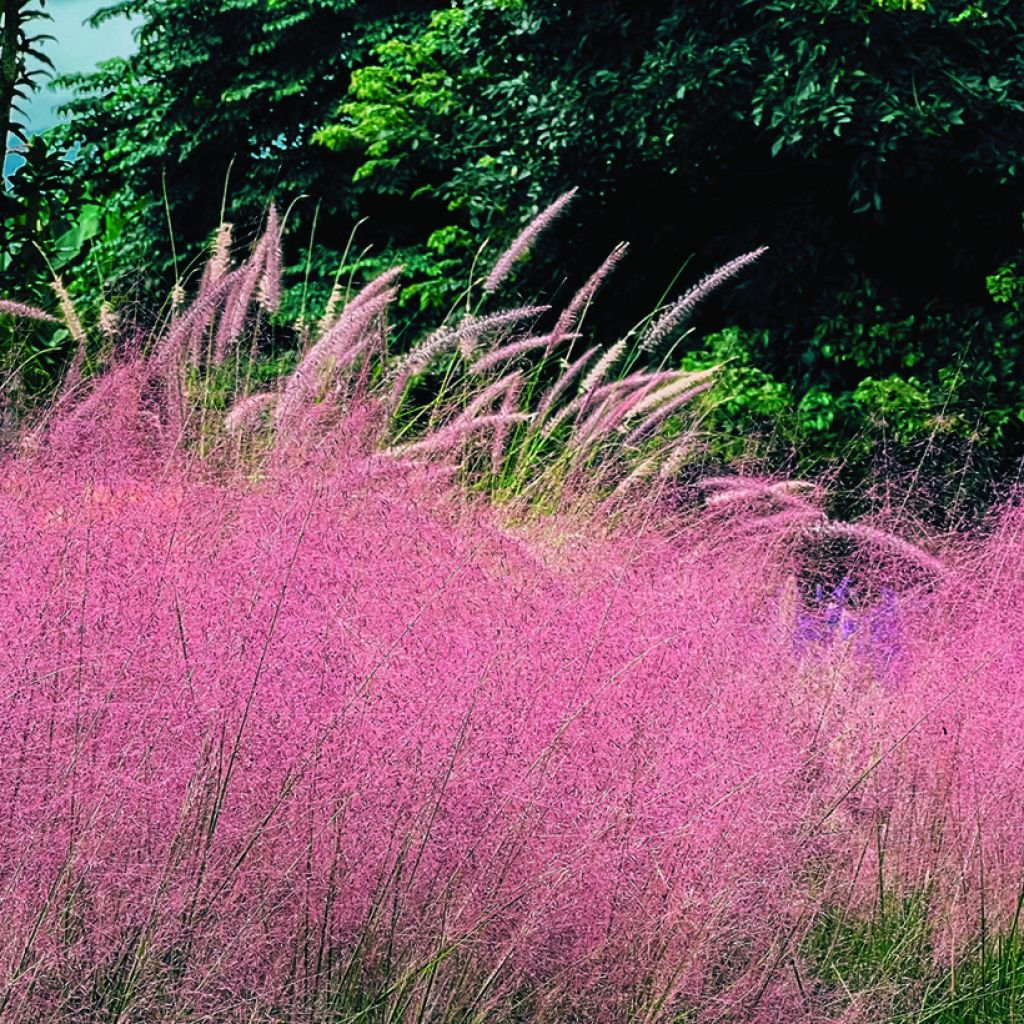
left=0, top=197, right=1021, bottom=1022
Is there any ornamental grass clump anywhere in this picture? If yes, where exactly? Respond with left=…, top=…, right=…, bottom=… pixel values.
left=0, top=396, right=817, bottom=1021
left=0, top=197, right=1023, bottom=1022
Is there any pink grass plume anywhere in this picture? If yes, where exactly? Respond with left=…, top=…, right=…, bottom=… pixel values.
left=0, top=299, right=58, bottom=323
left=640, top=246, right=768, bottom=352
left=551, top=242, right=629, bottom=346
left=225, top=392, right=277, bottom=435
left=484, top=189, right=578, bottom=294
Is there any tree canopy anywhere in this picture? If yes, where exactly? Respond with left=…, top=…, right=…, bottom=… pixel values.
left=35, top=0, right=1024, bottom=481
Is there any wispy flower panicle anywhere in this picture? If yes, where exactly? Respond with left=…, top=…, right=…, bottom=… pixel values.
left=625, top=368, right=718, bottom=421
left=484, top=188, right=578, bottom=293
left=462, top=370, right=523, bottom=421
left=52, top=277, right=87, bottom=349
left=318, top=280, right=346, bottom=334
left=571, top=394, right=615, bottom=449
left=0, top=299, right=58, bottom=323
left=579, top=337, right=627, bottom=396
left=97, top=302, right=119, bottom=343
left=389, top=411, right=531, bottom=457
left=214, top=251, right=266, bottom=363
left=491, top=374, right=524, bottom=474
left=585, top=370, right=678, bottom=408
left=255, top=206, right=282, bottom=313
left=658, top=430, right=700, bottom=476
left=451, top=306, right=550, bottom=358
left=640, top=245, right=768, bottom=352
left=200, top=222, right=234, bottom=297
left=469, top=335, right=552, bottom=375
left=388, top=329, right=458, bottom=408
left=225, top=391, right=277, bottom=435
left=277, top=288, right=396, bottom=429
left=347, top=266, right=404, bottom=315
left=535, top=345, right=600, bottom=419
left=553, top=242, right=628, bottom=343
left=151, top=269, right=244, bottom=372
left=621, top=381, right=715, bottom=445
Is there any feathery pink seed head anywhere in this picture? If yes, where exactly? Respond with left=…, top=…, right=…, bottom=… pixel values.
left=553, top=241, right=629, bottom=341
left=640, top=245, right=768, bottom=352
left=0, top=299, right=58, bottom=323
left=256, top=206, right=282, bottom=313
left=484, top=189, right=578, bottom=294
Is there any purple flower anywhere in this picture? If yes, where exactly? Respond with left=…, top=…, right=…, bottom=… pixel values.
left=791, top=577, right=903, bottom=688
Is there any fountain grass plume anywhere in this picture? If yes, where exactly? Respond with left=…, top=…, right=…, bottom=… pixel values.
left=621, top=381, right=715, bottom=446
left=225, top=391, right=278, bottom=435
left=447, top=305, right=550, bottom=359
left=550, top=242, right=630, bottom=348
left=535, top=345, right=600, bottom=419
left=641, top=246, right=768, bottom=352
left=484, top=188, right=578, bottom=294
left=276, top=288, right=397, bottom=431
left=0, top=299, right=58, bottom=323
left=150, top=268, right=245, bottom=372
left=255, top=205, right=283, bottom=313
left=469, top=334, right=554, bottom=375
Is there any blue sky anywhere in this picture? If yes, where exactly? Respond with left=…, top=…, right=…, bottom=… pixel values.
left=23, top=0, right=139, bottom=134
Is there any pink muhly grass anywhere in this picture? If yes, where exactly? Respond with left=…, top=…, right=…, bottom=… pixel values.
left=483, top=188, right=578, bottom=294
left=812, top=519, right=948, bottom=578
left=4, top=379, right=1024, bottom=1021
left=640, top=245, right=769, bottom=352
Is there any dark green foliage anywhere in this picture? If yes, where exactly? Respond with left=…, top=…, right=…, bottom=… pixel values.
left=314, top=0, right=1024, bottom=472
left=50, top=0, right=441, bottom=303
left=36, top=0, right=1024, bottom=482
